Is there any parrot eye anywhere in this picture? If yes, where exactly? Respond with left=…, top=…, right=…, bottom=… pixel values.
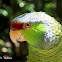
left=25, top=23, right=31, bottom=28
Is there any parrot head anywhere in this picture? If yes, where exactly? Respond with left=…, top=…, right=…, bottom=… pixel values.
left=10, top=12, right=59, bottom=48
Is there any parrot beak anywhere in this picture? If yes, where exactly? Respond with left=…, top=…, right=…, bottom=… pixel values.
left=10, top=30, right=26, bottom=45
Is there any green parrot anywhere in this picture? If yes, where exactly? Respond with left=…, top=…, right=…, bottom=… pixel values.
left=10, top=12, right=62, bottom=62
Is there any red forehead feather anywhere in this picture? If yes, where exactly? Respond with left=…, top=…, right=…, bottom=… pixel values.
left=10, top=21, right=24, bottom=30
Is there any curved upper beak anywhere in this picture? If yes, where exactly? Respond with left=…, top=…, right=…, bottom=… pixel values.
left=10, top=30, right=26, bottom=45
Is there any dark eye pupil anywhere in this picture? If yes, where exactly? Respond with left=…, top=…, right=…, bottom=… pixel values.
left=27, top=24, right=29, bottom=26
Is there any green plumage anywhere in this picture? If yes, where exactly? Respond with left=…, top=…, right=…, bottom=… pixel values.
left=12, top=12, right=62, bottom=62
left=28, top=20, right=62, bottom=62
left=28, top=40, right=62, bottom=62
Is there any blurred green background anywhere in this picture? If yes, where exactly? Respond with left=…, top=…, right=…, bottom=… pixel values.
left=0, top=0, right=62, bottom=62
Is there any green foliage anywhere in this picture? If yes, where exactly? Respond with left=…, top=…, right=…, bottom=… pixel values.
left=6, top=6, right=13, bottom=18
left=0, top=9, right=8, bottom=16
left=45, top=3, right=53, bottom=8
left=0, top=39, right=13, bottom=55
left=24, top=3, right=35, bottom=12
left=0, top=39, right=5, bottom=46
left=43, top=3, right=53, bottom=16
